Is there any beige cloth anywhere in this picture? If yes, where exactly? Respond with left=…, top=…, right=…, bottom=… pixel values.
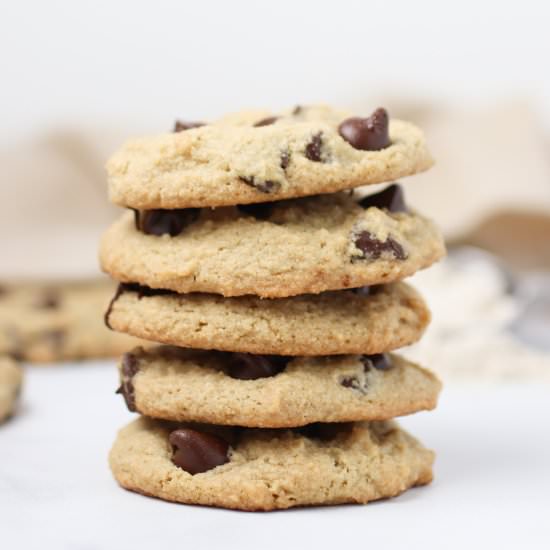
left=2, top=103, right=550, bottom=279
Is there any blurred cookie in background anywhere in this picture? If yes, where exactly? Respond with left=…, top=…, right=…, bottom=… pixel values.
left=0, top=279, right=144, bottom=363
left=0, top=356, right=22, bottom=422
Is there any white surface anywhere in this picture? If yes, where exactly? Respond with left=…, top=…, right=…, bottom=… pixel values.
left=0, top=362, right=549, bottom=549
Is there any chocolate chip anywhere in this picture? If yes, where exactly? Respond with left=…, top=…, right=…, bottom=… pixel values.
left=169, top=428, right=229, bottom=474
left=239, top=176, right=281, bottom=194
left=226, top=353, right=289, bottom=380
left=237, top=202, right=274, bottom=220
left=340, top=376, right=362, bottom=391
left=104, top=284, right=126, bottom=330
left=136, top=208, right=199, bottom=237
left=116, top=353, right=140, bottom=412
left=34, top=290, right=60, bottom=309
left=0, top=286, right=7, bottom=297
left=304, top=132, right=324, bottom=162
left=118, top=282, right=175, bottom=299
left=361, top=353, right=393, bottom=371
left=253, top=116, right=278, bottom=127
left=338, top=108, right=390, bottom=151
left=299, top=422, right=353, bottom=441
left=131, top=208, right=139, bottom=230
left=292, top=105, right=302, bottom=115
left=353, top=231, right=406, bottom=260
left=359, top=184, right=407, bottom=213
left=280, top=150, right=290, bottom=170
left=173, top=120, right=206, bottom=132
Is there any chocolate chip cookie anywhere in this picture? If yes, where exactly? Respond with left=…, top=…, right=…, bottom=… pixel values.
left=100, top=187, right=445, bottom=298
left=109, top=416, right=434, bottom=510
left=107, top=105, right=433, bottom=209
left=116, top=346, right=441, bottom=427
left=0, top=280, right=144, bottom=362
left=0, top=356, right=22, bottom=422
left=105, top=281, right=429, bottom=356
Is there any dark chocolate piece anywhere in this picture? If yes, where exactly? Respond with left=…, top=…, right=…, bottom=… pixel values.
left=359, top=184, right=407, bottom=213
left=299, top=422, right=353, bottom=441
left=237, top=202, right=274, bottom=220
left=116, top=353, right=140, bottom=412
left=169, top=428, right=229, bottom=474
left=226, top=353, right=289, bottom=380
left=361, top=353, right=393, bottom=371
left=253, top=116, right=278, bottom=127
left=280, top=150, right=290, bottom=170
left=353, top=231, right=406, bottom=260
left=239, top=176, right=281, bottom=194
left=338, top=108, right=390, bottom=151
left=136, top=209, right=199, bottom=237
left=173, top=120, right=206, bottom=132
left=304, top=132, right=324, bottom=162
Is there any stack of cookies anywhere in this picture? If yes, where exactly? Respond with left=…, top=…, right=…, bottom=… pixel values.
left=100, top=105, right=445, bottom=511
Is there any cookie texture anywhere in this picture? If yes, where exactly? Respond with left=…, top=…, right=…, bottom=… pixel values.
left=107, top=105, right=433, bottom=209
left=117, top=346, right=441, bottom=427
left=0, top=280, right=145, bottom=362
left=100, top=192, right=445, bottom=298
left=0, top=356, right=23, bottom=422
left=110, top=417, right=434, bottom=510
left=106, top=282, right=429, bottom=355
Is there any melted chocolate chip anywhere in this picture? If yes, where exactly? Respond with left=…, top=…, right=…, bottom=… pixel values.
left=353, top=231, right=406, bottom=260
left=169, top=428, right=229, bottom=474
left=350, top=284, right=384, bottom=297
left=299, top=422, right=353, bottom=441
left=116, top=353, right=140, bottom=412
left=239, top=176, right=281, bottom=194
left=338, top=108, right=390, bottom=151
left=340, top=376, right=362, bottom=391
left=136, top=209, right=199, bottom=237
left=173, top=120, right=206, bottom=132
left=226, top=353, right=289, bottom=380
left=359, top=184, right=407, bottom=213
left=280, top=150, right=290, bottom=170
left=104, top=284, right=125, bottom=329
left=361, top=353, right=393, bottom=371
left=304, top=132, right=324, bottom=162
left=253, top=116, right=278, bottom=127
left=237, top=202, right=274, bottom=220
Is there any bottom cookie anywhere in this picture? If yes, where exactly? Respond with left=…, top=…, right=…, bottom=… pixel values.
left=110, top=417, right=434, bottom=511
left=0, top=356, right=23, bottom=423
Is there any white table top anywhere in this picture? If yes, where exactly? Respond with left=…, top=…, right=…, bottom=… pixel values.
left=1, top=362, right=549, bottom=550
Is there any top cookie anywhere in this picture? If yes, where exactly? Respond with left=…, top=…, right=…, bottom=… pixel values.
left=107, top=105, right=433, bottom=209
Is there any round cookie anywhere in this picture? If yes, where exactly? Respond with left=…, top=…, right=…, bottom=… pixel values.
left=109, top=417, right=434, bottom=511
left=100, top=190, right=445, bottom=298
left=106, top=282, right=429, bottom=356
left=0, top=280, right=145, bottom=362
left=0, top=356, right=23, bottom=422
left=116, top=346, right=441, bottom=427
left=107, top=105, right=433, bottom=209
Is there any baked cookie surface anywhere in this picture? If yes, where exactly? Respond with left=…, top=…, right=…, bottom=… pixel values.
left=0, top=280, right=144, bottom=362
left=110, top=416, right=434, bottom=510
left=107, top=105, right=433, bottom=209
left=116, top=346, right=441, bottom=427
left=0, top=356, right=23, bottom=422
left=100, top=189, right=445, bottom=298
left=106, top=281, right=429, bottom=355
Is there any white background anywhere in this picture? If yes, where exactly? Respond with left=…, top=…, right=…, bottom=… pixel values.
left=2, top=0, right=550, bottom=141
